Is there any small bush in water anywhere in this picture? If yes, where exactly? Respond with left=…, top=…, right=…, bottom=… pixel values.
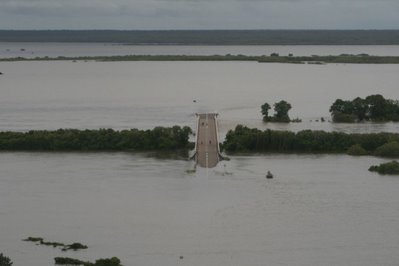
left=0, top=253, right=13, bottom=266
left=369, top=161, right=399, bottom=175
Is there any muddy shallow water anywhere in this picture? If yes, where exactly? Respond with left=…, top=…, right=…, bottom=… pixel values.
left=1, top=152, right=398, bottom=266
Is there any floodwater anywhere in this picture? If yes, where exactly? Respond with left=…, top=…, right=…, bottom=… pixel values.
left=1, top=61, right=399, bottom=134
left=1, top=152, right=399, bottom=266
left=2, top=43, right=399, bottom=58
left=1, top=45, right=399, bottom=265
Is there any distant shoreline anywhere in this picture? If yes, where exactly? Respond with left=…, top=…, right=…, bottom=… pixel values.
left=1, top=30, right=399, bottom=45
left=2, top=54, right=399, bottom=64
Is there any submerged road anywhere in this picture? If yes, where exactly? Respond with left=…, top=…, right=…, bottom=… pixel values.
left=195, top=113, right=221, bottom=168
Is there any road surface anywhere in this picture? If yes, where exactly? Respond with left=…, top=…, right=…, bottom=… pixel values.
left=195, top=113, right=220, bottom=168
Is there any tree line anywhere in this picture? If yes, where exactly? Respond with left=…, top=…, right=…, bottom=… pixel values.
left=2, top=30, right=399, bottom=44
left=223, top=125, right=399, bottom=157
left=0, top=126, right=192, bottom=151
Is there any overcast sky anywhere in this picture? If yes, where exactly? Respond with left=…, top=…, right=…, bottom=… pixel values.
left=0, top=0, right=398, bottom=30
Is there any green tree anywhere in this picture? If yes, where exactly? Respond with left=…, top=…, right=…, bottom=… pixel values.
left=330, top=95, right=399, bottom=123
left=385, top=99, right=399, bottom=121
left=261, top=102, right=271, bottom=117
left=365, top=94, right=388, bottom=120
left=329, top=99, right=355, bottom=122
left=261, top=102, right=271, bottom=121
left=351, top=97, right=368, bottom=121
left=273, top=100, right=292, bottom=122
left=0, top=253, right=13, bottom=266
left=329, top=99, right=348, bottom=114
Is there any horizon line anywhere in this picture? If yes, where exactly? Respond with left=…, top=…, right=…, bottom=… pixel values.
left=1, top=29, right=399, bottom=31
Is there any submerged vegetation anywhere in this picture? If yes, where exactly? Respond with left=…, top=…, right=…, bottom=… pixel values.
left=23, top=237, right=120, bottom=265
left=330, top=94, right=399, bottom=123
left=369, top=161, right=399, bottom=175
left=0, top=126, right=192, bottom=151
left=54, top=257, right=122, bottom=266
left=223, top=125, right=399, bottom=157
left=23, top=237, right=88, bottom=251
left=3, top=54, right=399, bottom=64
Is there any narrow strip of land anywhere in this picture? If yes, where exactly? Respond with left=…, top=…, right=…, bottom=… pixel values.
left=2, top=54, right=399, bottom=64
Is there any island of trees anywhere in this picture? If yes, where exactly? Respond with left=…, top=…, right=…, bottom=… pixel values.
left=261, top=100, right=296, bottom=122
left=222, top=125, right=399, bottom=157
left=330, top=94, right=399, bottom=123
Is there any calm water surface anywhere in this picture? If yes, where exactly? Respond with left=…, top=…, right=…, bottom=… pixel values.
left=1, top=153, right=399, bottom=266
left=1, top=51, right=399, bottom=265
left=0, top=60, right=398, bottom=134
left=2, top=43, right=399, bottom=58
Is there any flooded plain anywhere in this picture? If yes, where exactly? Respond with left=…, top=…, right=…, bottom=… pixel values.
left=1, top=152, right=399, bottom=266
left=1, top=47, right=399, bottom=265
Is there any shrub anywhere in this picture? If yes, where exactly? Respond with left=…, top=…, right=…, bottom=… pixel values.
left=0, top=253, right=13, bottom=266
left=374, top=141, right=399, bottom=157
left=23, top=237, right=44, bottom=242
left=54, top=257, right=88, bottom=265
left=94, top=257, right=122, bottom=266
left=66, top=243, right=88, bottom=251
left=347, top=144, right=368, bottom=156
left=331, top=112, right=356, bottom=123
left=369, top=161, right=399, bottom=175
